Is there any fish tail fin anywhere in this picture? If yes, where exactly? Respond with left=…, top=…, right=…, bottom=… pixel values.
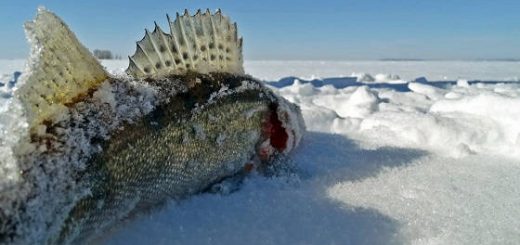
left=17, top=7, right=109, bottom=130
left=126, top=9, right=244, bottom=79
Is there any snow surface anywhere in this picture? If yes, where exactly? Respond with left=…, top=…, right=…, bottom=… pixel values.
left=2, top=60, right=520, bottom=244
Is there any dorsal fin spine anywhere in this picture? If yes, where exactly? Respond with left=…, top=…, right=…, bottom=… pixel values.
left=128, top=56, right=145, bottom=76
left=187, top=13, right=201, bottom=64
left=170, top=14, right=187, bottom=67
left=178, top=14, right=195, bottom=66
left=137, top=38, right=158, bottom=73
left=213, top=14, right=225, bottom=67
left=156, top=24, right=178, bottom=70
left=208, top=12, right=218, bottom=57
left=151, top=23, right=167, bottom=66
left=166, top=13, right=182, bottom=68
left=198, top=12, right=211, bottom=62
left=143, top=30, right=159, bottom=73
left=147, top=28, right=167, bottom=70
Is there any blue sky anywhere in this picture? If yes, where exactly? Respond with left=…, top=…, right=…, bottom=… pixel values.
left=0, top=0, right=519, bottom=60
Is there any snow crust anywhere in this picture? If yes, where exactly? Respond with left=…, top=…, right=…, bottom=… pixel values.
left=276, top=78, right=520, bottom=159
left=0, top=71, right=27, bottom=192
left=2, top=60, right=520, bottom=244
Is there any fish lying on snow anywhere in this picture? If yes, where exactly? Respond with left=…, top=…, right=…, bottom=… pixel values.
left=0, top=7, right=304, bottom=244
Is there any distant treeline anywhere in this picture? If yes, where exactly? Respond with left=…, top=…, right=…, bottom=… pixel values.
left=93, top=49, right=123, bottom=60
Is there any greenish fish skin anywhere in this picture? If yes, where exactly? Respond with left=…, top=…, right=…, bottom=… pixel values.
left=53, top=73, right=303, bottom=244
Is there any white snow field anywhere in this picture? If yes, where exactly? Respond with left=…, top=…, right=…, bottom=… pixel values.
left=2, top=60, right=520, bottom=244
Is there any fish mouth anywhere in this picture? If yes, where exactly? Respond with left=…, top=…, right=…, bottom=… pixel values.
left=257, top=101, right=303, bottom=163
left=267, top=103, right=290, bottom=152
left=258, top=103, right=289, bottom=161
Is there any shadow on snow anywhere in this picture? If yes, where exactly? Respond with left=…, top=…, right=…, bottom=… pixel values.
left=105, top=132, right=426, bottom=245
left=266, top=75, right=519, bottom=92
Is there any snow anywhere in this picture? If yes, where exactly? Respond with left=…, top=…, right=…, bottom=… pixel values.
left=327, top=154, right=520, bottom=244
left=243, top=60, right=520, bottom=82
left=2, top=60, right=520, bottom=244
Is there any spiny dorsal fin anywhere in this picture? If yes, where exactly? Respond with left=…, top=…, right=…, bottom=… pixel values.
left=17, top=7, right=109, bottom=130
left=127, top=9, right=244, bottom=79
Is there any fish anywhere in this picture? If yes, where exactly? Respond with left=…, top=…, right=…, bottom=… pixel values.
left=0, top=7, right=304, bottom=245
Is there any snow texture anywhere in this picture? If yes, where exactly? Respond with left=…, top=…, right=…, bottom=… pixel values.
left=2, top=60, right=520, bottom=244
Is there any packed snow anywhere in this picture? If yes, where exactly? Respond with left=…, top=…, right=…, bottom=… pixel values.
left=2, top=60, right=520, bottom=244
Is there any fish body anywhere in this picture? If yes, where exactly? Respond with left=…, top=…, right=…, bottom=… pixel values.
left=0, top=7, right=304, bottom=244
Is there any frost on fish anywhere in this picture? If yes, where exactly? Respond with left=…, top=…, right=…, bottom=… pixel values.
left=0, top=7, right=304, bottom=245
left=18, top=7, right=109, bottom=130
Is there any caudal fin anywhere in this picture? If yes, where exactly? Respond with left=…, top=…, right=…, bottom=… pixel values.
left=17, top=7, right=109, bottom=130
left=126, top=9, right=244, bottom=79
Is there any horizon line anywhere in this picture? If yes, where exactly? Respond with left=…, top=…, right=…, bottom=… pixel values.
left=2, top=58, right=520, bottom=62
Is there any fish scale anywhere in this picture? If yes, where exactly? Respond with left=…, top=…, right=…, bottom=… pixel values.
left=60, top=84, right=273, bottom=244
